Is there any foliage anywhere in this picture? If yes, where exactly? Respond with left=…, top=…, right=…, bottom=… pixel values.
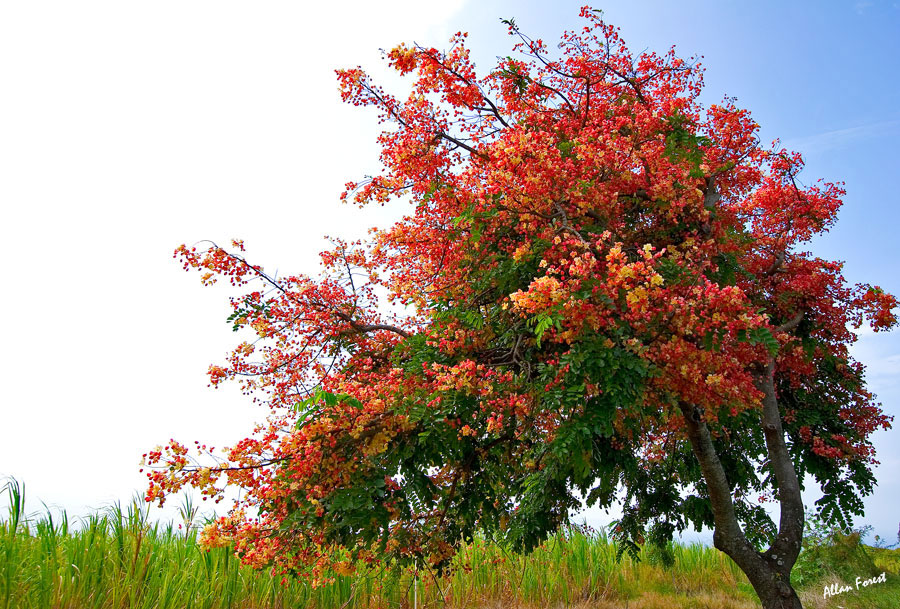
left=146, top=6, right=897, bottom=590
left=870, top=547, right=900, bottom=578
left=791, top=512, right=881, bottom=588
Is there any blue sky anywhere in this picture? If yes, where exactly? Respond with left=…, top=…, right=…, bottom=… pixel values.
left=1, top=1, right=897, bottom=543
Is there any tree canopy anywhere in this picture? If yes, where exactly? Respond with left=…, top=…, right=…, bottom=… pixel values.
left=145, top=9, right=896, bottom=606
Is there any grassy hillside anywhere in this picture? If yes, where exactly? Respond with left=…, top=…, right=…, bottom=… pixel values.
left=1, top=481, right=898, bottom=609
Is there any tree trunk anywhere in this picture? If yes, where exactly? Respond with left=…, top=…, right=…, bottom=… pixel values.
left=679, top=357, right=805, bottom=609
left=741, top=560, right=803, bottom=609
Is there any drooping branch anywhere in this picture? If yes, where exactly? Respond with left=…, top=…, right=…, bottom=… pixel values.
left=202, top=243, right=412, bottom=341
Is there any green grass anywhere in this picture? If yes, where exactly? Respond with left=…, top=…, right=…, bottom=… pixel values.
left=1, top=479, right=898, bottom=609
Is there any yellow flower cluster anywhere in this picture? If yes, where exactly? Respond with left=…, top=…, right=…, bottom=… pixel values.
left=509, top=275, right=565, bottom=314
left=362, top=431, right=391, bottom=457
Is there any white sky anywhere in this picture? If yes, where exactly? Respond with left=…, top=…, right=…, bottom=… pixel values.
left=0, top=0, right=465, bottom=522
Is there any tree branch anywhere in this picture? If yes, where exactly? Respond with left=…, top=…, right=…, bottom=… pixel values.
left=332, top=310, right=411, bottom=339
left=774, top=311, right=804, bottom=334
left=753, top=359, right=804, bottom=573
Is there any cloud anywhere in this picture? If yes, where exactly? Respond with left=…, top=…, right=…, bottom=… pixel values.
left=865, top=354, right=900, bottom=383
left=783, top=119, right=900, bottom=156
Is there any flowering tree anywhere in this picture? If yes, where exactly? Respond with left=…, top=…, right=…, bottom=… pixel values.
left=145, top=9, right=896, bottom=608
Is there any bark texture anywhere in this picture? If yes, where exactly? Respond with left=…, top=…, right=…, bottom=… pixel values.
left=679, top=360, right=805, bottom=609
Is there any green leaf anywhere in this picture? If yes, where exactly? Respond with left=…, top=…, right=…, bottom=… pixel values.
left=748, top=327, right=780, bottom=356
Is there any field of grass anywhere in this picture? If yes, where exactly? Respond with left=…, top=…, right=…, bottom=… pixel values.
left=2, top=479, right=898, bottom=609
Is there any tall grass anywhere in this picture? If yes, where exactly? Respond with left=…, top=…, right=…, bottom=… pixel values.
left=1, top=479, right=757, bottom=609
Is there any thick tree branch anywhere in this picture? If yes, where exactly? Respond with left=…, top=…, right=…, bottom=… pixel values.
left=774, top=311, right=804, bottom=335
left=753, top=359, right=804, bottom=573
left=699, top=175, right=720, bottom=237
left=678, top=403, right=754, bottom=557
left=763, top=251, right=786, bottom=277
left=678, top=401, right=800, bottom=606
left=332, top=310, right=411, bottom=339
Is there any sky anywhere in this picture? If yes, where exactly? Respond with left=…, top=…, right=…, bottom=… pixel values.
left=1, top=0, right=898, bottom=544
